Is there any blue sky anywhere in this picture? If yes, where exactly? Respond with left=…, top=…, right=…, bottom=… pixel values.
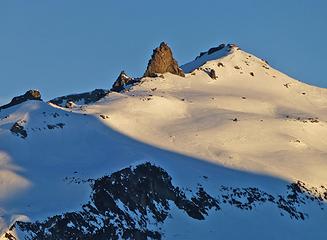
left=0, top=0, right=326, bottom=104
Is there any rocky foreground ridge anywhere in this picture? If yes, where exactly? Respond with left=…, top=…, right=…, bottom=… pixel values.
left=4, top=163, right=327, bottom=240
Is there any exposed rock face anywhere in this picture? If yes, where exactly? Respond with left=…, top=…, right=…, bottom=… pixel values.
left=49, top=89, right=109, bottom=108
left=0, top=90, right=42, bottom=110
left=6, top=163, right=327, bottom=239
left=12, top=163, right=219, bottom=239
left=144, top=42, right=185, bottom=78
left=111, top=71, right=137, bottom=92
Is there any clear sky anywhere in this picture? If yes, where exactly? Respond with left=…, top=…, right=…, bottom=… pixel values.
left=0, top=0, right=326, bottom=104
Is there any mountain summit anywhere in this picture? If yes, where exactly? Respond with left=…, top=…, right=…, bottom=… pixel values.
left=1, top=42, right=327, bottom=240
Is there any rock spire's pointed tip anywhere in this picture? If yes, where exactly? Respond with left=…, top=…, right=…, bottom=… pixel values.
left=144, top=42, right=185, bottom=78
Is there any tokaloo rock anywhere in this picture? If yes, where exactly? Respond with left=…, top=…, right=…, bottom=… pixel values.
left=144, top=42, right=185, bottom=78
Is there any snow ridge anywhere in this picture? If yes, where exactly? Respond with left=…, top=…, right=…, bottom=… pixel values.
left=181, top=43, right=236, bottom=73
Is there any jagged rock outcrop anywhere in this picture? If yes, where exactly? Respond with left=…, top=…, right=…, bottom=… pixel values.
left=144, top=42, right=185, bottom=77
left=111, top=71, right=137, bottom=92
left=49, top=89, right=109, bottom=108
left=0, top=90, right=42, bottom=110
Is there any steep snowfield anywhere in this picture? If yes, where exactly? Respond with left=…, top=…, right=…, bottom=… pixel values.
left=1, top=46, right=327, bottom=239
left=87, top=47, right=327, bottom=185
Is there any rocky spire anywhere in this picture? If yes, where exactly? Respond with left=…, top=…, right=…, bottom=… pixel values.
left=0, top=90, right=42, bottom=110
left=111, top=71, right=135, bottom=92
left=144, top=42, right=185, bottom=78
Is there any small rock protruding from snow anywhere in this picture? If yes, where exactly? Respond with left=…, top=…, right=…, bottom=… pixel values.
left=111, top=71, right=135, bottom=92
left=144, top=42, right=185, bottom=78
left=65, top=101, right=76, bottom=109
left=208, top=69, right=217, bottom=79
left=10, top=121, right=27, bottom=139
left=0, top=90, right=42, bottom=110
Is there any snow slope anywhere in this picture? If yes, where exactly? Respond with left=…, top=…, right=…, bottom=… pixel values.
left=88, top=46, right=327, bottom=186
left=0, top=45, right=327, bottom=239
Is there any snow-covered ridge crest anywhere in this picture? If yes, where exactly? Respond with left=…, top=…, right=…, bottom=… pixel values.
left=181, top=43, right=237, bottom=73
left=0, top=42, right=237, bottom=110
left=0, top=90, right=42, bottom=111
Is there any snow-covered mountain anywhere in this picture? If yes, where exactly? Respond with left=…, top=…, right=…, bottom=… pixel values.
left=0, top=43, right=327, bottom=240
